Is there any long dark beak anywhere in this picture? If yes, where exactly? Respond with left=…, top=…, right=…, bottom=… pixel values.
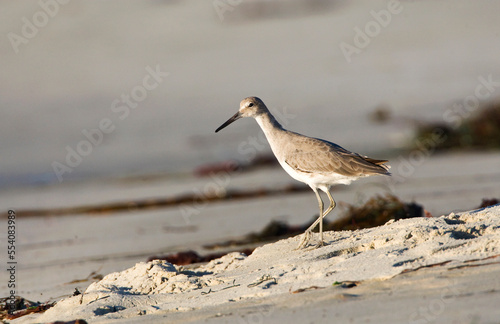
left=215, top=111, right=242, bottom=133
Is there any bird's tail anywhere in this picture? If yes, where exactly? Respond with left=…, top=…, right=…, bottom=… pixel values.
left=365, top=158, right=391, bottom=174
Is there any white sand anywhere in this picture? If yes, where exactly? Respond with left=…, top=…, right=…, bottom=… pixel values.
left=23, top=204, right=500, bottom=323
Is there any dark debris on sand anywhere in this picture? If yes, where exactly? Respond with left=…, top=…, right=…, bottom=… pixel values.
left=414, top=101, right=500, bottom=151
left=324, top=194, right=423, bottom=231
left=194, top=154, right=277, bottom=177
left=147, top=249, right=255, bottom=266
left=0, top=296, right=55, bottom=320
left=478, top=198, right=500, bottom=208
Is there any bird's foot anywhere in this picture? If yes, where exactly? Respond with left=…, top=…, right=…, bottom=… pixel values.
left=295, top=231, right=312, bottom=250
left=313, top=240, right=326, bottom=248
left=296, top=232, right=328, bottom=250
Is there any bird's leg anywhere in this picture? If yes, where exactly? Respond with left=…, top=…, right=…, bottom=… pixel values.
left=302, top=189, right=336, bottom=236
left=315, top=188, right=325, bottom=247
left=323, top=188, right=336, bottom=223
left=297, top=188, right=324, bottom=249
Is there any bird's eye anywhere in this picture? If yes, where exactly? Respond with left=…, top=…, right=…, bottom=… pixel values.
left=248, top=103, right=254, bottom=107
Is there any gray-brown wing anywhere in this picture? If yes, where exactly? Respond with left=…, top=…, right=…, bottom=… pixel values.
left=283, top=135, right=390, bottom=177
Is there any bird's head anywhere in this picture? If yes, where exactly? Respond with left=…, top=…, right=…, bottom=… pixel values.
left=215, top=97, right=268, bottom=133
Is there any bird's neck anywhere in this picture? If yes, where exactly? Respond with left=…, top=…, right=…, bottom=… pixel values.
left=255, top=111, right=286, bottom=152
left=255, top=111, right=283, bottom=135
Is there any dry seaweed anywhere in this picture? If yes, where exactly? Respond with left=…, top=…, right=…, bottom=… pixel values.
left=414, top=101, right=500, bottom=151
left=324, top=194, right=423, bottom=231
left=147, top=249, right=254, bottom=266
left=478, top=198, right=499, bottom=208
left=0, top=296, right=55, bottom=320
left=4, top=183, right=309, bottom=218
left=194, top=154, right=277, bottom=177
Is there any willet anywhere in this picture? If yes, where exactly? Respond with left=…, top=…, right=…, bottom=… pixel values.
left=215, top=97, right=390, bottom=249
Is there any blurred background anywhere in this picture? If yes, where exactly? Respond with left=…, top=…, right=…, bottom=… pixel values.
left=1, top=0, right=499, bottom=188
left=1, top=0, right=500, bottom=303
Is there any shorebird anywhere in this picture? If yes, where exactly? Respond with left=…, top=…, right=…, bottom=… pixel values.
left=215, top=97, right=390, bottom=249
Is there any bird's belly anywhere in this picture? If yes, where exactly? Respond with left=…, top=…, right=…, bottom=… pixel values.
left=277, top=159, right=357, bottom=187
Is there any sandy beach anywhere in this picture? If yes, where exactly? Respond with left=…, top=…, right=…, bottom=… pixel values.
left=16, top=204, right=500, bottom=323
left=2, top=0, right=500, bottom=323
